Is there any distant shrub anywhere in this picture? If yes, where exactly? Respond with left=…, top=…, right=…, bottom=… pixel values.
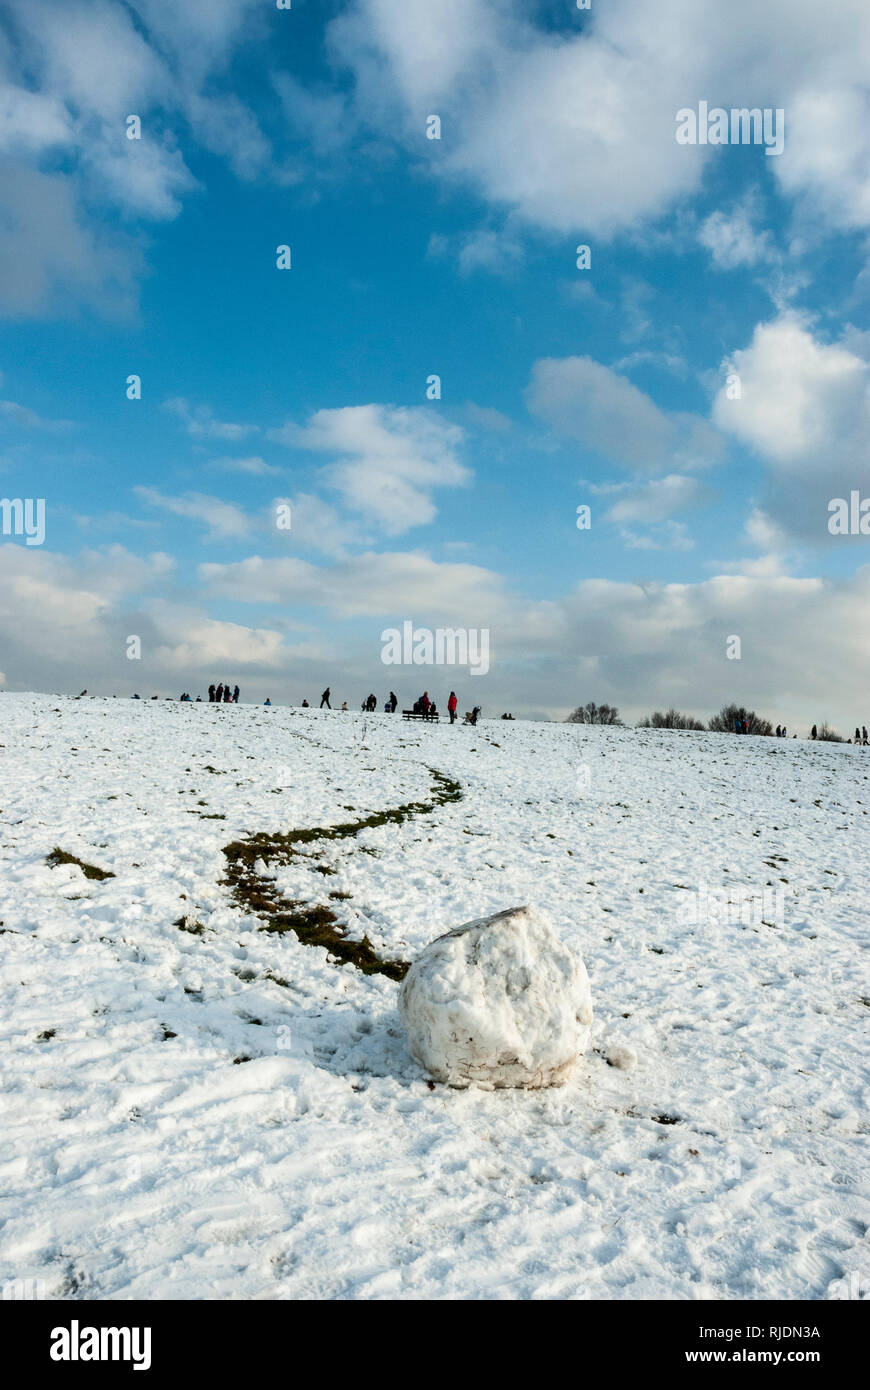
left=708, top=703, right=773, bottom=736
left=638, top=708, right=705, bottom=730
left=817, top=721, right=844, bottom=742
left=566, top=701, right=622, bottom=726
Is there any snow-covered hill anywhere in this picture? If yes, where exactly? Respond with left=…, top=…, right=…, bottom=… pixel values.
left=0, top=693, right=867, bottom=1299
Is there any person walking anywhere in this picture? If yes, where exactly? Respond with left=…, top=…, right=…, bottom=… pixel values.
left=233, top=685, right=240, bottom=704
left=448, top=691, right=458, bottom=725
left=208, top=684, right=216, bottom=703
left=389, top=691, right=398, bottom=712
left=321, top=687, right=331, bottom=709
left=811, top=724, right=817, bottom=740
left=216, top=683, right=224, bottom=703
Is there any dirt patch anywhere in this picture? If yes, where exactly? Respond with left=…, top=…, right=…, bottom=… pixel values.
left=46, top=848, right=115, bottom=881
left=222, top=768, right=462, bottom=981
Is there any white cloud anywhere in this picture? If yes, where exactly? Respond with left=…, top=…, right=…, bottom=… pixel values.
left=0, top=162, right=141, bottom=318
left=743, top=507, right=789, bottom=554
left=0, top=0, right=267, bottom=315
left=713, top=316, right=870, bottom=470
left=527, top=357, right=722, bottom=472
left=0, top=542, right=290, bottom=690
left=163, top=397, right=259, bottom=442
left=607, top=475, right=711, bottom=524
left=3, top=538, right=870, bottom=728
left=330, top=0, right=870, bottom=240
left=713, top=315, right=870, bottom=540
left=211, top=455, right=278, bottom=476
left=270, top=492, right=371, bottom=560
left=427, top=228, right=525, bottom=276
left=0, top=399, right=75, bottom=431
left=200, top=550, right=506, bottom=620
left=270, top=405, right=470, bottom=533
left=0, top=83, right=72, bottom=154
left=145, top=604, right=287, bottom=671
left=135, top=487, right=253, bottom=541
left=699, top=199, right=775, bottom=270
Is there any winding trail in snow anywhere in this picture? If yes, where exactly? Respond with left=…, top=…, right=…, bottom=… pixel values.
left=221, top=767, right=463, bottom=981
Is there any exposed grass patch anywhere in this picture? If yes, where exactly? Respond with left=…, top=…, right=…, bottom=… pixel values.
left=222, top=768, right=462, bottom=982
left=174, top=914, right=206, bottom=935
left=47, top=848, right=115, bottom=881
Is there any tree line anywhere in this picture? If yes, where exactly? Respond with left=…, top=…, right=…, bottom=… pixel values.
left=567, top=702, right=852, bottom=741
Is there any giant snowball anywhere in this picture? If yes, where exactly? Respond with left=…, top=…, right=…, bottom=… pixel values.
left=399, top=905, right=593, bottom=1089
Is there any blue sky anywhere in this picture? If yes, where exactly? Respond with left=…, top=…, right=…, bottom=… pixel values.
left=1, top=0, right=869, bottom=725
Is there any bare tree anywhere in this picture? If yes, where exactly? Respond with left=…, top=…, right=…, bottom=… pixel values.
left=638, top=708, right=705, bottom=730
left=566, top=701, right=622, bottom=726
left=708, top=703, right=773, bottom=736
left=817, top=721, right=844, bottom=742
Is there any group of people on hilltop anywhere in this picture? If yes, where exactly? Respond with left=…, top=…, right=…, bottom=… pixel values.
left=313, top=688, right=461, bottom=722
left=808, top=723, right=868, bottom=744
left=412, top=691, right=438, bottom=719
left=208, top=683, right=240, bottom=704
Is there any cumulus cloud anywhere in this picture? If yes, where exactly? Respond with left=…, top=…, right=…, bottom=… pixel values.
left=713, top=316, right=870, bottom=469
left=328, top=0, right=870, bottom=241
left=0, top=162, right=141, bottom=318
left=526, top=357, right=723, bottom=473
left=3, top=536, right=870, bottom=728
left=713, top=314, right=870, bottom=539
left=0, top=0, right=267, bottom=314
left=200, top=549, right=505, bottom=620
left=270, top=405, right=470, bottom=533
left=0, top=542, right=293, bottom=692
left=607, top=475, right=712, bottom=524
left=699, top=198, right=776, bottom=270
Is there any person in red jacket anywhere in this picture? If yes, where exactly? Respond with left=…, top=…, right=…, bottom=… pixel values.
left=448, top=691, right=458, bottom=724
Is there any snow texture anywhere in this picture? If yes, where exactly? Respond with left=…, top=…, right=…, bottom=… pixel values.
left=0, top=694, right=868, bottom=1300
left=399, top=905, right=593, bottom=1089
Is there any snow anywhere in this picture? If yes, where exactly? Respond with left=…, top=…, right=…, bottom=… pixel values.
left=399, top=905, right=593, bottom=1089
left=0, top=692, right=868, bottom=1300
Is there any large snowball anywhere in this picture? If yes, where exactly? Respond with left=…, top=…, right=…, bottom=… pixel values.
left=399, top=905, right=593, bottom=1089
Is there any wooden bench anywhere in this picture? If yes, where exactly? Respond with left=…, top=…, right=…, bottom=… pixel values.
left=402, top=709, right=440, bottom=722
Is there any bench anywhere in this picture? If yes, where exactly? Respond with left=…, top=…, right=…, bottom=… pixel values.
left=402, top=709, right=440, bottom=722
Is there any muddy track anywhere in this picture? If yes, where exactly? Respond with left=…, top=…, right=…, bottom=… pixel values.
left=221, top=768, right=462, bottom=981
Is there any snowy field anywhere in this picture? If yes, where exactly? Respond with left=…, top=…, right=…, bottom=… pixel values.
left=0, top=692, right=867, bottom=1301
